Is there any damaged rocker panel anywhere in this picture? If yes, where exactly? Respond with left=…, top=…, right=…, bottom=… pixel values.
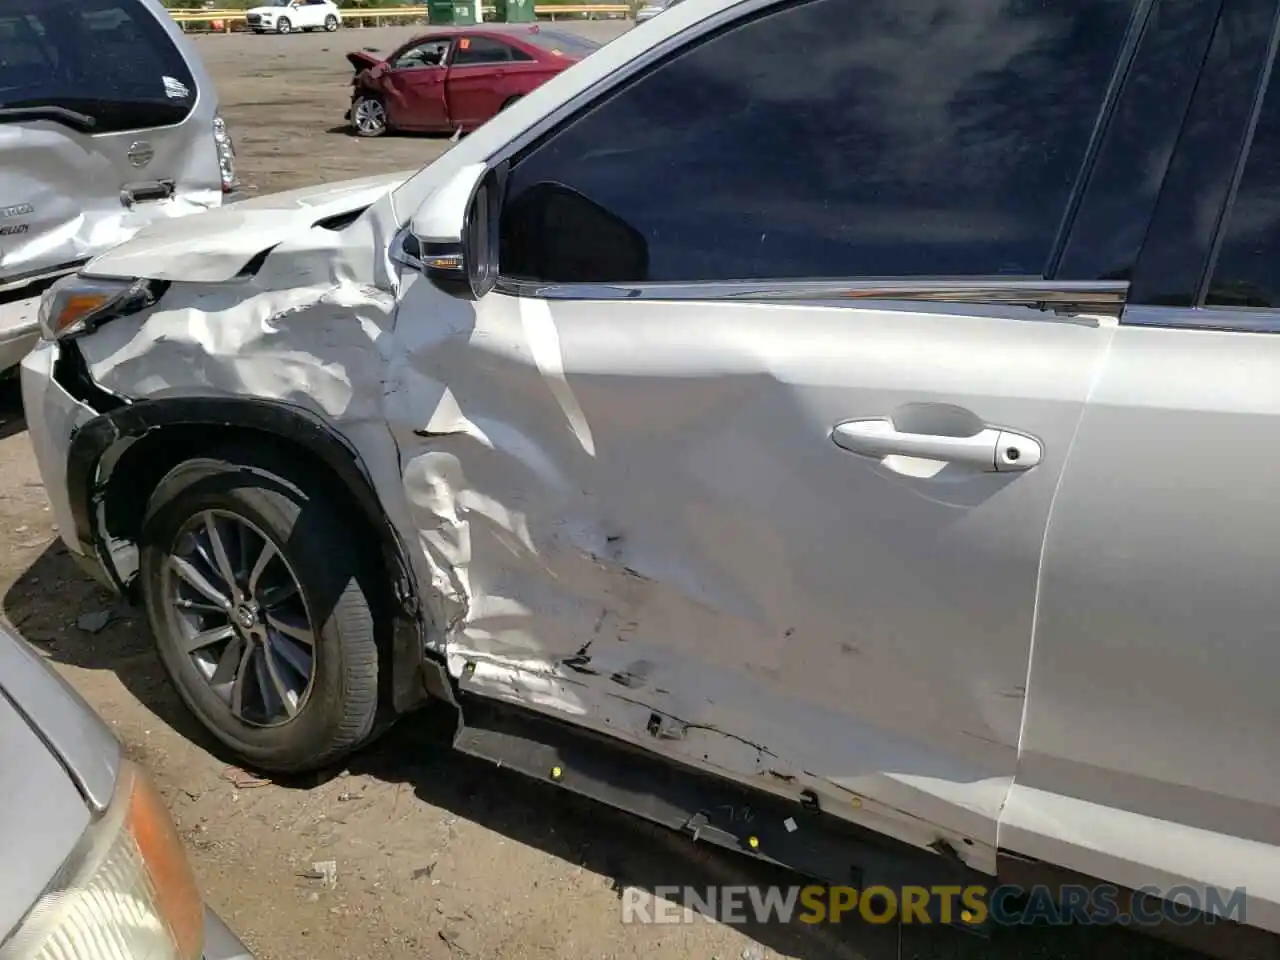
left=450, top=695, right=993, bottom=933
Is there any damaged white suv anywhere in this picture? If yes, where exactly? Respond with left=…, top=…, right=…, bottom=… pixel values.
left=22, top=0, right=1280, bottom=947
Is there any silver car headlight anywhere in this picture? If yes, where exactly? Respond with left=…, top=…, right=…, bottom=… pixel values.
left=0, top=760, right=205, bottom=960
left=38, top=275, right=160, bottom=341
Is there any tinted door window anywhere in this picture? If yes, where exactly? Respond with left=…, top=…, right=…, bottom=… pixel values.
left=0, top=0, right=196, bottom=132
left=453, top=36, right=515, bottom=65
left=500, top=0, right=1142, bottom=284
left=1206, top=57, right=1280, bottom=308
left=394, top=39, right=449, bottom=69
left=519, top=28, right=600, bottom=59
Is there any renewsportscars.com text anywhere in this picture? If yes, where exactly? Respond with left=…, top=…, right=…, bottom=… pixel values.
left=621, top=884, right=1247, bottom=928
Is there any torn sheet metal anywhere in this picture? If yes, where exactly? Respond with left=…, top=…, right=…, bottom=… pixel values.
left=81, top=170, right=415, bottom=285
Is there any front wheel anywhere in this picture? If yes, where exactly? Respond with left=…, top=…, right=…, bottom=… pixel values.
left=324, top=14, right=339, bottom=31
left=351, top=95, right=387, bottom=137
left=275, top=16, right=292, bottom=33
left=139, top=447, right=387, bottom=774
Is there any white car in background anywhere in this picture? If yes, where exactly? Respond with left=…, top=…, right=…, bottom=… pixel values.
left=634, top=0, right=684, bottom=23
left=245, top=0, right=341, bottom=34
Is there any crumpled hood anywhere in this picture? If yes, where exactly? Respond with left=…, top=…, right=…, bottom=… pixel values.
left=82, top=170, right=413, bottom=284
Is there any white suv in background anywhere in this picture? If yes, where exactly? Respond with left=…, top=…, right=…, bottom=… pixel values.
left=245, top=0, right=341, bottom=34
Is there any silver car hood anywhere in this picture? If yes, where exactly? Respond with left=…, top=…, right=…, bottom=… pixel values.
left=82, top=170, right=413, bottom=284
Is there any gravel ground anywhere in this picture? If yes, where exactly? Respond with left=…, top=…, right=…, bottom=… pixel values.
left=0, top=21, right=1210, bottom=960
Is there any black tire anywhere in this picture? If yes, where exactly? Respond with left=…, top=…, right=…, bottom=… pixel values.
left=324, top=14, right=339, bottom=31
left=276, top=16, right=292, bottom=33
left=139, top=446, right=385, bottom=774
left=500, top=95, right=523, bottom=111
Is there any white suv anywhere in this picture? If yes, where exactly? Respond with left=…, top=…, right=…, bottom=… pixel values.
left=20, top=0, right=1280, bottom=950
left=245, top=0, right=340, bottom=34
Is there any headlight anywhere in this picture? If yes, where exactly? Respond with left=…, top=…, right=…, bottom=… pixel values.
left=213, top=115, right=238, bottom=195
left=0, top=760, right=204, bottom=960
left=37, top=275, right=160, bottom=341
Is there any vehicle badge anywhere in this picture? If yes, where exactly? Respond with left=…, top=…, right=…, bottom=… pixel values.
left=127, top=141, right=155, bottom=169
left=0, top=203, right=33, bottom=219
left=162, top=75, right=190, bottom=100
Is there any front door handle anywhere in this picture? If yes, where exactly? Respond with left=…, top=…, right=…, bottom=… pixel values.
left=831, top=418, right=1042, bottom=472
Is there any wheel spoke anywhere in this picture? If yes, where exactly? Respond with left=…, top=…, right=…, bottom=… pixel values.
left=259, top=580, right=298, bottom=609
left=181, top=622, right=235, bottom=655
left=175, top=596, right=226, bottom=615
left=262, top=643, right=299, bottom=717
left=229, top=642, right=256, bottom=717
left=266, top=611, right=313, bottom=646
left=210, top=634, right=245, bottom=686
left=169, top=555, right=232, bottom=609
left=272, top=632, right=312, bottom=680
left=252, top=646, right=275, bottom=718
left=247, top=539, right=277, bottom=598
left=166, top=509, right=317, bottom=728
left=203, top=513, right=240, bottom=596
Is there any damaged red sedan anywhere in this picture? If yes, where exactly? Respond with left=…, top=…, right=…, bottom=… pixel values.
left=346, top=25, right=598, bottom=137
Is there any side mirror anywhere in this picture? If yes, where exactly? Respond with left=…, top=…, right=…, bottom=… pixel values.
left=408, top=162, right=498, bottom=300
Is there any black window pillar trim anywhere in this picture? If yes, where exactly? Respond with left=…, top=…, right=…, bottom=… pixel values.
left=65, top=394, right=422, bottom=622
left=1126, top=0, right=1280, bottom=309
left=1195, top=0, right=1280, bottom=304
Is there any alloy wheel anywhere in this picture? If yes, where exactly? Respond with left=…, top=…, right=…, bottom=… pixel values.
left=352, top=98, right=386, bottom=135
left=161, top=510, right=317, bottom=728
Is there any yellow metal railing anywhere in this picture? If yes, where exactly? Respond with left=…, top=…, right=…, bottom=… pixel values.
left=167, top=5, right=632, bottom=30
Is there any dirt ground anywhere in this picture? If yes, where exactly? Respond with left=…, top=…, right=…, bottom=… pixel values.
left=0, top=23, right=1209, bottom=960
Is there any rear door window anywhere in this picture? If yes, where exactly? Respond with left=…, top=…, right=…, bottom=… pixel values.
left=517, top=28, right=600, bottom=59
left=0, top=0, right=197, bottom=133
left=452, top=36, right=517, bottom=66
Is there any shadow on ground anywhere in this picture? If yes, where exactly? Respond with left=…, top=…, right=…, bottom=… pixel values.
left=0, top=376, right=27, bottom=442
left=5, top=542, right=1207, bottom=960
left=324, top=122, right=459, bottom=140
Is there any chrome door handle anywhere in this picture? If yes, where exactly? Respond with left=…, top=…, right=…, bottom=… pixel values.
left=831, top=418, right=1042, bottom=472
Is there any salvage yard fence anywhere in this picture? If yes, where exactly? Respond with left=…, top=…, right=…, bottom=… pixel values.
left=167, top=5, right=633, bottom=30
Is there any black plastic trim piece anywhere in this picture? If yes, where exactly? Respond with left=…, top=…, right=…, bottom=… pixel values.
left=1056, top=0, right=1227, bottom=284
left=1127, top=0, right=1280, bottom=307
left=52, top=341, right=127, bottom=413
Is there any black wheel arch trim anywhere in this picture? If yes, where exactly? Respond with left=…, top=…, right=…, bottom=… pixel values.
left=66, top=393, right=422, bottom=621
left=67, top=394, right=435, bottom=714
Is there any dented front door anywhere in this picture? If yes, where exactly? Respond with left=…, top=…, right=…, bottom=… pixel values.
left=387, top=278, right=1114, bottom=861
left=386, top=0, right=1144, bottom=866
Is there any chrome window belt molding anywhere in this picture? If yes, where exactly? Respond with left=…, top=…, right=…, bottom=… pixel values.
left=492, top=277, right=1130, bottom=314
